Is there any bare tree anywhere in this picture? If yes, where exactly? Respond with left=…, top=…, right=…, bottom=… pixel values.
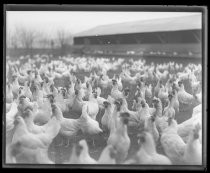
left=18, top=27, right=37, bottom=49
left=15, top=27, right=40, bottom=56
left=37, top=33, right=51, bottom=49
left=6, top=29, right=19, bottom=49
left=56, top=29, right=72, bottom=55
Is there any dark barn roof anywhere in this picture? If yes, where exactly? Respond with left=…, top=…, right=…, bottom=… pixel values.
left=74, top=14, right=201, bottom=37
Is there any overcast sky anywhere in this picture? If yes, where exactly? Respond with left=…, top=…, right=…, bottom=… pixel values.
left=6, top=11, right=201, bottom=37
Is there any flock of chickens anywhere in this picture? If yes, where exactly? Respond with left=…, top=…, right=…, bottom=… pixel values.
left=5, top=54, right=202, bottom=165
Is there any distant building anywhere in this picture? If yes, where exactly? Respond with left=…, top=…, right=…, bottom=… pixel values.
left=73, top=15, right=202, bottom=58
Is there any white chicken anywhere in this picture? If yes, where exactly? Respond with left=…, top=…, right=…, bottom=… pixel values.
left=144, top=116, right=159, bottom=143
left=111, top=79, right=124, bottom=100
left=50, top=102, right=81, bottom=147
left=101, top=101, right=114, bottom=131
left=6, top=83, right=14, bottom=103
left=83, top=92, right=99, bottom=120
left=177, top=104, right=202, bottom=143
left=79, top=103, right=103, bottom=136
left=107, top=112, right=131, bottom=164
left=183, top=123, right=202, bottom=165
left=97, top=145, right=117, bottom=164
left=177, top=81, right=194, bottom=105
left=161, top=117, right=186, bottom=165
left=163, top=93, right=175, bottom=119
left=126, top=131, right=171, bottom=165
left=67, top=139, right=97, bottom=164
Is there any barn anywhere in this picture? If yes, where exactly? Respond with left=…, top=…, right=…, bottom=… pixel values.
left=73, top=14, right=202, bottom=58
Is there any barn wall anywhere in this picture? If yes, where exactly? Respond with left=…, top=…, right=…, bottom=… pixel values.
left=74, top=29, right=201, bottom=45
left=80, top=43, right=201, bottom=58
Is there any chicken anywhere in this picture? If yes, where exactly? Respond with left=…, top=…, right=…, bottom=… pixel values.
left=51, top=102, right=81, bottom=147
left=67, top=139, right=97, bottom=164
left=121, top=71, right=140, bottom=85
left=17, top=95, right=32, bottom=113
left=13, top=105, right=60, bottom=148
left=171, top=88, right=179, bottom=113
left=177, top=104, right=202, bottom=143
left=31, top=83, right=42, bottom=102
left=155, top=68, right=168, bottom=81
left=71, top=89, right=84, bottom=116
left=22, top=104, right=60, bottom=136
left=6, top=83, right=14, bottom=103
left=42, top=78, right=51, bottom=96
left=163, top=93, right=175, bottom=119
left=158, top=84, right=169, bottom=107
left=11, top=116, right=48, bottom=149
left=101, top=101, right=114, bottom=131
left=154, top=79, right=162, bottom=97
left=49, top=83, right=58, bottom=97
left=79, top=103, right=102, bottom=135
left=83, top=81, right=93, bottom=100
left=6, top=103, right=12, bottom=113
left=32, top=95, right=53, bottom=125
left=11, top=75, right=20, bottom=98
left=177, top=71, right=190, bottom=81
left=145, top=83, right=153, bottom=101
left=135, top=82, right=146, bottom=99
left=16, top=69, right=29, bottom=85
left=120, top=93, right=142, bottom=127
left=54, top=88, right=69, bottom=113
left=160, top=117, right=186, bottom=164
left=98, top=74, right=111, bottom=90
left=177, top=81, right=194, bottom=105
left=83, top=92, right=99, bottom=120
left=7, top=141, right=54, bottom=164
left=138, top=99, right=152, bottom=124
left=152, top=97, right=168, bottom=134
left=165, top=78, right=173, bottom=94
left=66, top=80, right=75, bottom=99
left=107, top=112, right=131, bottom=164
left=111, top=79, right=124, bottom=100
left=189, top=73, right=201, bottom=94
left=183, top=123, right=202, bottom=165
left=97, top=145, right=117, bottom=164
left=127, top=131, right=171, bottom=165
left=34, top=70, right=43, bottom=84
left=22, top=81, right=33, bottom=101
left=144, top=116, right=159, bottom=143
left=6, top=100, right=19, bottom=147
left=93, top=87, right=108, bottom=109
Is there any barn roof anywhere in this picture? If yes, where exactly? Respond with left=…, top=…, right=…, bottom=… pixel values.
left=74, top=14, right=202, bottom=37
